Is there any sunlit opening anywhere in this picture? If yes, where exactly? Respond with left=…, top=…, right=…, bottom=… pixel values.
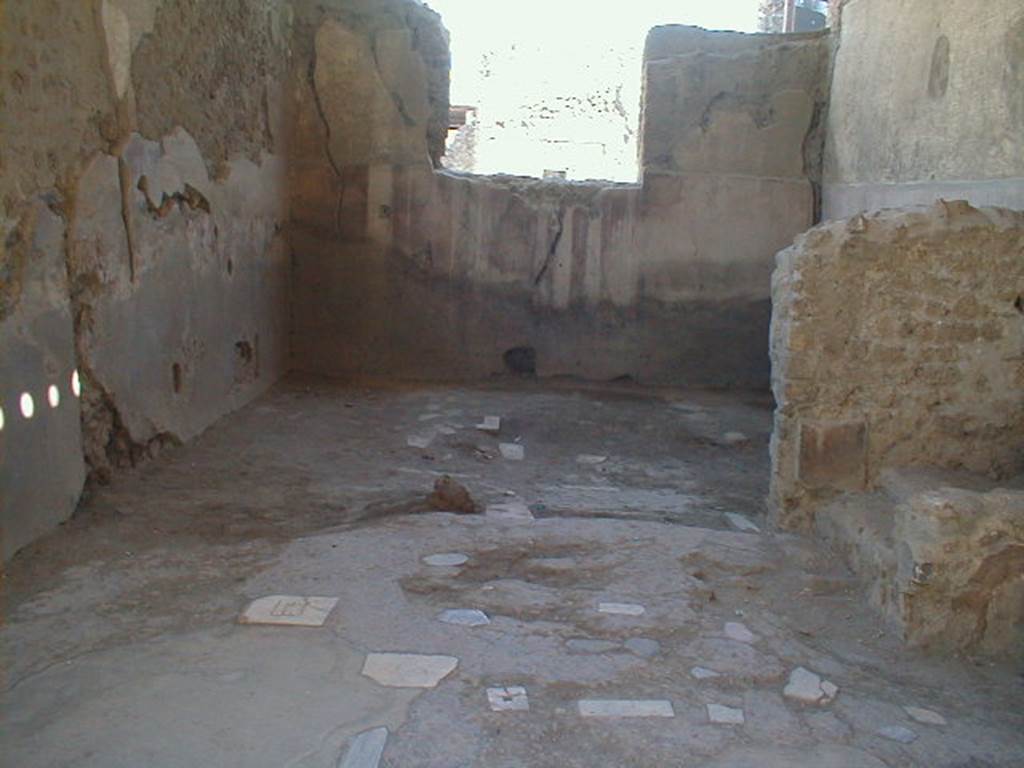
left=72, top=369, right=82, bottom=398
left=20, top=392, right=35, bottom=419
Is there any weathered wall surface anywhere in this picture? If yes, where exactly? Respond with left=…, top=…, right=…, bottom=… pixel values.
left=770, top=203, right=1024, bottom=530
left=1, top=0, right=293, bottom=559
left=291, top=13, right=828, bottom=386
left=824, top=0, right=1024, bottom=218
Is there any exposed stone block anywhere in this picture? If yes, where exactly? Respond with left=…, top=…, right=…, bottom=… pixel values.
left=797, top=420, right=867, bottom=492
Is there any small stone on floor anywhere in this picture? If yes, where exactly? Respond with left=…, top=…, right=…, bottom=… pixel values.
left=476, top=416, right=501, bottom=434
left=487, top=686, right=529, bottom=711
left=598, top=602, right=646, bottom=616
left=578, top=700, right=675, bottom=718
left=423, top=552, right=469, bottom=567
left=499, top=443, right=525, bottom=460
left=707, top=704, right=745, bottom=725
left=439, top=609, right=490, bottom=627
left=878, top=725, right=918, bottom=744
left=338, top=726, right=388, bottom=768
left=724, top=621, right=756, bottom=643
left=362, top=653, right=458, bottom=688
left=624, top=638, right=661, bottom=657
left=724, top=513, right=760, bottom=533
left=783, top=667, right=838, bottom=704
left=576, top=454, right=608, bottom=465
left=238, top=595, right=339, bottom=627
left=904, top=706, right=947, bottom=726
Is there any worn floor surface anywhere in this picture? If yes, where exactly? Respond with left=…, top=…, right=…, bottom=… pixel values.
left=2, top=379, right=1022, bottom=767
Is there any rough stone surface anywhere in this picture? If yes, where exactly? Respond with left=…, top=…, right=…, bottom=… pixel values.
left=818, top=472, right=1024, bottom=656
left=771, top=204, right=1024, bottom=530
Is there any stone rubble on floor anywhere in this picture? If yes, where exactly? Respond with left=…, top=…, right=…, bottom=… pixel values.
left=487, top=686, right=530, bottom=712
left=577, top=700, right=676, bottom=718
left=361, top=653, right=459, bottom=688
left=406, top=433, right=434, bottom=449
left=783, top=667, right=839, bottom=705
left=707, top=704, right=746, bottom=725
left=237, top=595, right=339, bottom=627
left=338, top=727, right=389, bottom=768
left=576, top=454, right=608, bottom=465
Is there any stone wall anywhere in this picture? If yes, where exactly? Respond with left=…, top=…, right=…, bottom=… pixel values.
left=0, top=0, right=293, bottom=560
left=770, top=202, right=1024, bottom=530
left=290, top=11, right=829, bottom=386
left=824, top=0, right=1024, bottom=218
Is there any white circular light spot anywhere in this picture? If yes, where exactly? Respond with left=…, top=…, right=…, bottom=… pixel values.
left=20, top=392, right=35, bottom=419
left=71, top=369, right=81, bottom=398
left=0, top=406, right=5, bottom=431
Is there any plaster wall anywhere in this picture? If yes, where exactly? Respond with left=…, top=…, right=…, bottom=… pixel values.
left=824, top=0, right=1024, bottom=217
left=290, top=9, right=829, bottom=386
left=1, top=0, right=293, bottom=559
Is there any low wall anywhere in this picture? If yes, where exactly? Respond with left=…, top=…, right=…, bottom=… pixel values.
left=770, top=202, right=1024, bottom=529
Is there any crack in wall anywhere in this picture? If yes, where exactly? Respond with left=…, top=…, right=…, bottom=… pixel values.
left=532, top=206, right=566, bottom=287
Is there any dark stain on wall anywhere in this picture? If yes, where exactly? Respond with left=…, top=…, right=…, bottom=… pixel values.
left=928, top=35, right=951, bottom=99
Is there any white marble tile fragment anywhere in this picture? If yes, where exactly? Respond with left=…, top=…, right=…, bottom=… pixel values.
left=904, top=706, right=947, bottom=726
left=361, top=653, right=458, bottom=688
left=691, top=666, right=721, bottom=680
left=707, top=704, right=745, bottom=725
left=485, top=501, right=534, bottom=522
left=598, top=602, right=645, bottom=616
left=406, top=434, right=434, bottom=449
left=487, top=686, right=529, bottom=711
left=238, top=596, right=339, bottom=627
left=439, top=609, right=490, bottom=627
left=499, top=443, right=525, bottom=460
left=338, top=727, right=388, bottom=768
left=423, top=553, right=469, bottom=567
left=476, top=416, right=501, bottom=434
left=783, top=667, right=838, bottom=704
left=724, top=622, right=756, bottom=643
left=724, top=513, right=761, bottom=533
left=577, top=699, right=675, bottom=718
left=878, top=725, right=918, bottom=743
left=576, top=454, right=608, bottom=465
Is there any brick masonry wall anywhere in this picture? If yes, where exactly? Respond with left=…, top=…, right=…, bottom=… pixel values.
left=770, top=201, right=1024, bottom=529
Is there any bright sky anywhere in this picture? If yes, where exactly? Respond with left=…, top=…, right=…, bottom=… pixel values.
left=426, top=0, right=761, bottom=104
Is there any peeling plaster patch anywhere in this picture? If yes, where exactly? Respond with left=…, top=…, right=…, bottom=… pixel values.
left=101, top=0, right=133, bottom=99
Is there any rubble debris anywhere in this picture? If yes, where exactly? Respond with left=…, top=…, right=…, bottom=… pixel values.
left=783, top=667, right=839, bottom=705
left=427, top=475, right=479, bottom=514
